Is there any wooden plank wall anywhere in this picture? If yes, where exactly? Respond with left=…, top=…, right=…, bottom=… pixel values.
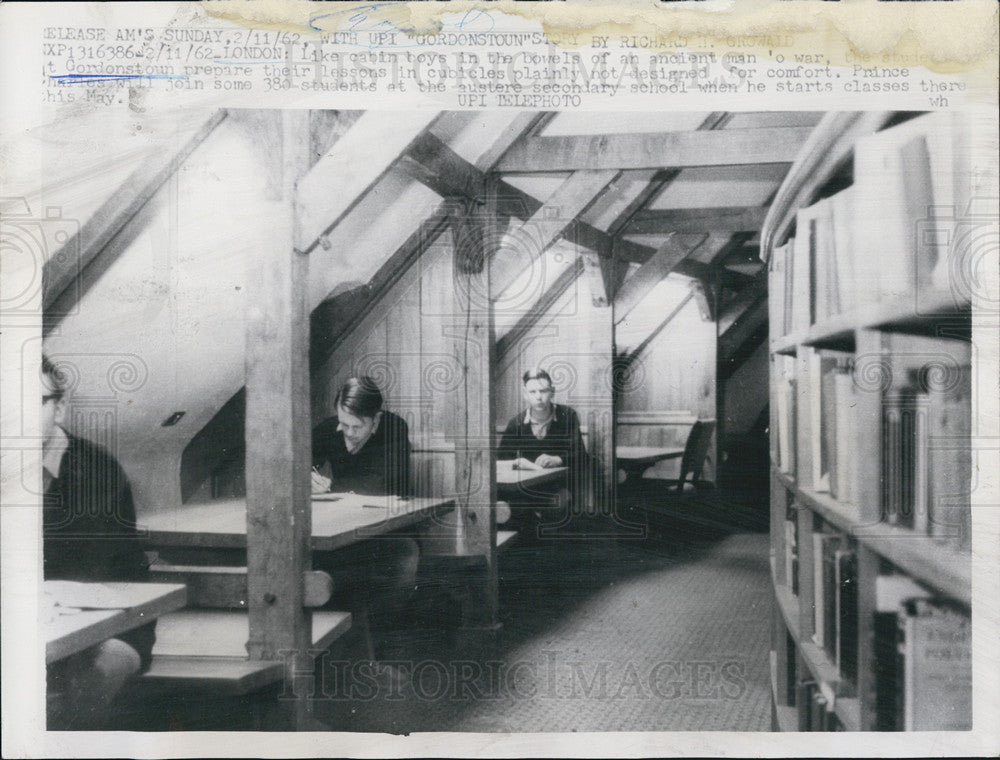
left=616, top=296, right=717, bottom=480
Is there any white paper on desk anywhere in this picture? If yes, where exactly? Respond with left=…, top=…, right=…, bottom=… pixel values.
left=44, top=581, right=125, bottom=610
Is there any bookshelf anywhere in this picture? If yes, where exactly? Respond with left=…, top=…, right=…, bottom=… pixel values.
left=767, top=112, right=975, bottom=733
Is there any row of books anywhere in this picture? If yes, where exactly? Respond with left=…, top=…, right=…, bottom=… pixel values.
left=873, top=575, right=972, bottom=731
left=773, top=354, right=796, bottom=475
left=783, top=553, right=971, bottom=731
left=810, top=352, right=855, bottom=502
left=811, top=532, right=858, bottom=688
left=880, top=369, right=971, bottom=547
left=780, top=346, right=971, bottom=548
left=769, top=112, right=959, bottom=340
left=783, top=503, right=799, bottom=596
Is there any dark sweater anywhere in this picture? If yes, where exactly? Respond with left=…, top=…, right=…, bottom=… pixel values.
left=312, top=411, right=412, bottom=496
left=497, top=403, right=587, bottom=478
left=43, top=433, right=155, bottom=669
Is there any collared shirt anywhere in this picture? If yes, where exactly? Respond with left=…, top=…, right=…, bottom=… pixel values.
left=523, top=406, right=556, bottom=440
left=43, top=425, right=70, bottom=493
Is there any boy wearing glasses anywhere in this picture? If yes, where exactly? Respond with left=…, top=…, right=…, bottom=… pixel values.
left=42, top=355, right=154, bottom=729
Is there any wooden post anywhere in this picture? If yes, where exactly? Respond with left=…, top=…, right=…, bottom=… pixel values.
left=244, top=110, right=312, bottom=728
left=449, top=194, right=499, bottom=647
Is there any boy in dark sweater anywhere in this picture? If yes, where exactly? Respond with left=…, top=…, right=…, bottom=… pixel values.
left=42, top=355, right=154, bottom=729
left=310, top=377, right=418, bottom=662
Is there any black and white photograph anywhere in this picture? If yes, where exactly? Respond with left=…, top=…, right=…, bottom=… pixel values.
left=1, top=2, right=997, bottom=758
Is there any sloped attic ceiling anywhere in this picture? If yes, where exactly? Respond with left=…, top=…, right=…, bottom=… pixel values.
left=29, top=107, right=819, bottom=509
left=35, top=109, right=537, bottom=510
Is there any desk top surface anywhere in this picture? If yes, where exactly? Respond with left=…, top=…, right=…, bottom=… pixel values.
left=495, top=459, right=567, bottom=487
left=616, top=445, right=685, bottom=464
left=142, top=494, right=454, bottom=551
left=44, top=581, right=187, bottom=664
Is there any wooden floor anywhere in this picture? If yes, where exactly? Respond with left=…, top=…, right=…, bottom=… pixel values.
left=314, top=522, right=773, bottom=733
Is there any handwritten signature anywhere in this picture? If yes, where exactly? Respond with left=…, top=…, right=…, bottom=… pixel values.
left=309, top=3, right=495, bottom=48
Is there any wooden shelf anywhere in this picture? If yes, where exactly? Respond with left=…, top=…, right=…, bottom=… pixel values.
left=773, top=469, right=863, bottom=535
left=799, top=640, right=843, bottom=693
left=775, top=467, right=971, bottom=605
left=861, top=292, right=971, bottom=337
left=801, top=313, right=856, bottom=352
left=772, top=568, right=800, bottom=641
left=855, top=525, right=971, bottom=606
left=770, top=334, right=800, bottom=355
left=793, top=290, right=970, bottom=352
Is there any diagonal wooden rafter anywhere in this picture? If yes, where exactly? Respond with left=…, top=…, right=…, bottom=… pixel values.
left=623, top=205, right=770, bottom=236
left=614, top=233, right=709, bottom=325
left=310, top=204, right=452, bottom=369
left=718, top=270, right=769, bottom=365
left=296, top=110, right=442, bottom=254
left=490, top=170, right=620, bottom=300
left=497, top=127, right=812, bottom=173
left=42, top=110, right=229, bottom=329
left=474, top=112, right=549, bottom=171
left=495, top=256, right=585, bottom=362
left=617, top=291, right=694, bottom=363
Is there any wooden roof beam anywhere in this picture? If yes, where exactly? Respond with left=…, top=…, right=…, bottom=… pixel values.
left=719, top=296, right=768, bottom=366
left=616, top=292, right=694, bottom=363
left=496, top=127, right=812, bottom=173
left=675, top=259, right=752, bottom=289
left=310, top=204, right=452, bottom=369
left=296, top=110, right=442, bottom=254
left=605, top=112, right=731, bottom=239
left=622, top=205, right=769, bottom=235
left=614, top=233, right=708, bottom=324
left=495, top=256, right=584, bottom=362
left=491, top=170, right=620, bottom=300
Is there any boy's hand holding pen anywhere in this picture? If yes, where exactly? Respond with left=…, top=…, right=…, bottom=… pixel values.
left=310, top=466, right=332, bottom=494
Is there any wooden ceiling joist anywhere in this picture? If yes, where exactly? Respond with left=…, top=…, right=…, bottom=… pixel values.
left=622, top=205, right=769, bottom=235
left=604, top=112, right=731, bottom=239
left=614, top=233, right=709, bottom=325
left=496, top=127, right=813, bottom=173
left=42, top=110, right=228, bottom=328
left=400, top=132, right=486, bottom=203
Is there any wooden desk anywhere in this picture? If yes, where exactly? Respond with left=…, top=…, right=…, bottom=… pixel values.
left=496, top=459, right=567, bottom=496
left=617, top=445, right=684, bottom=469
left=44, top=581, right=187, bottom=664
left=617, top=445, right=684, bottom=486
left=142, top=494, right=455, bottom=552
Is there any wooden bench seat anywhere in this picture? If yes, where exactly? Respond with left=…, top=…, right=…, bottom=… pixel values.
left=141, top=609, right=352, bottom=695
